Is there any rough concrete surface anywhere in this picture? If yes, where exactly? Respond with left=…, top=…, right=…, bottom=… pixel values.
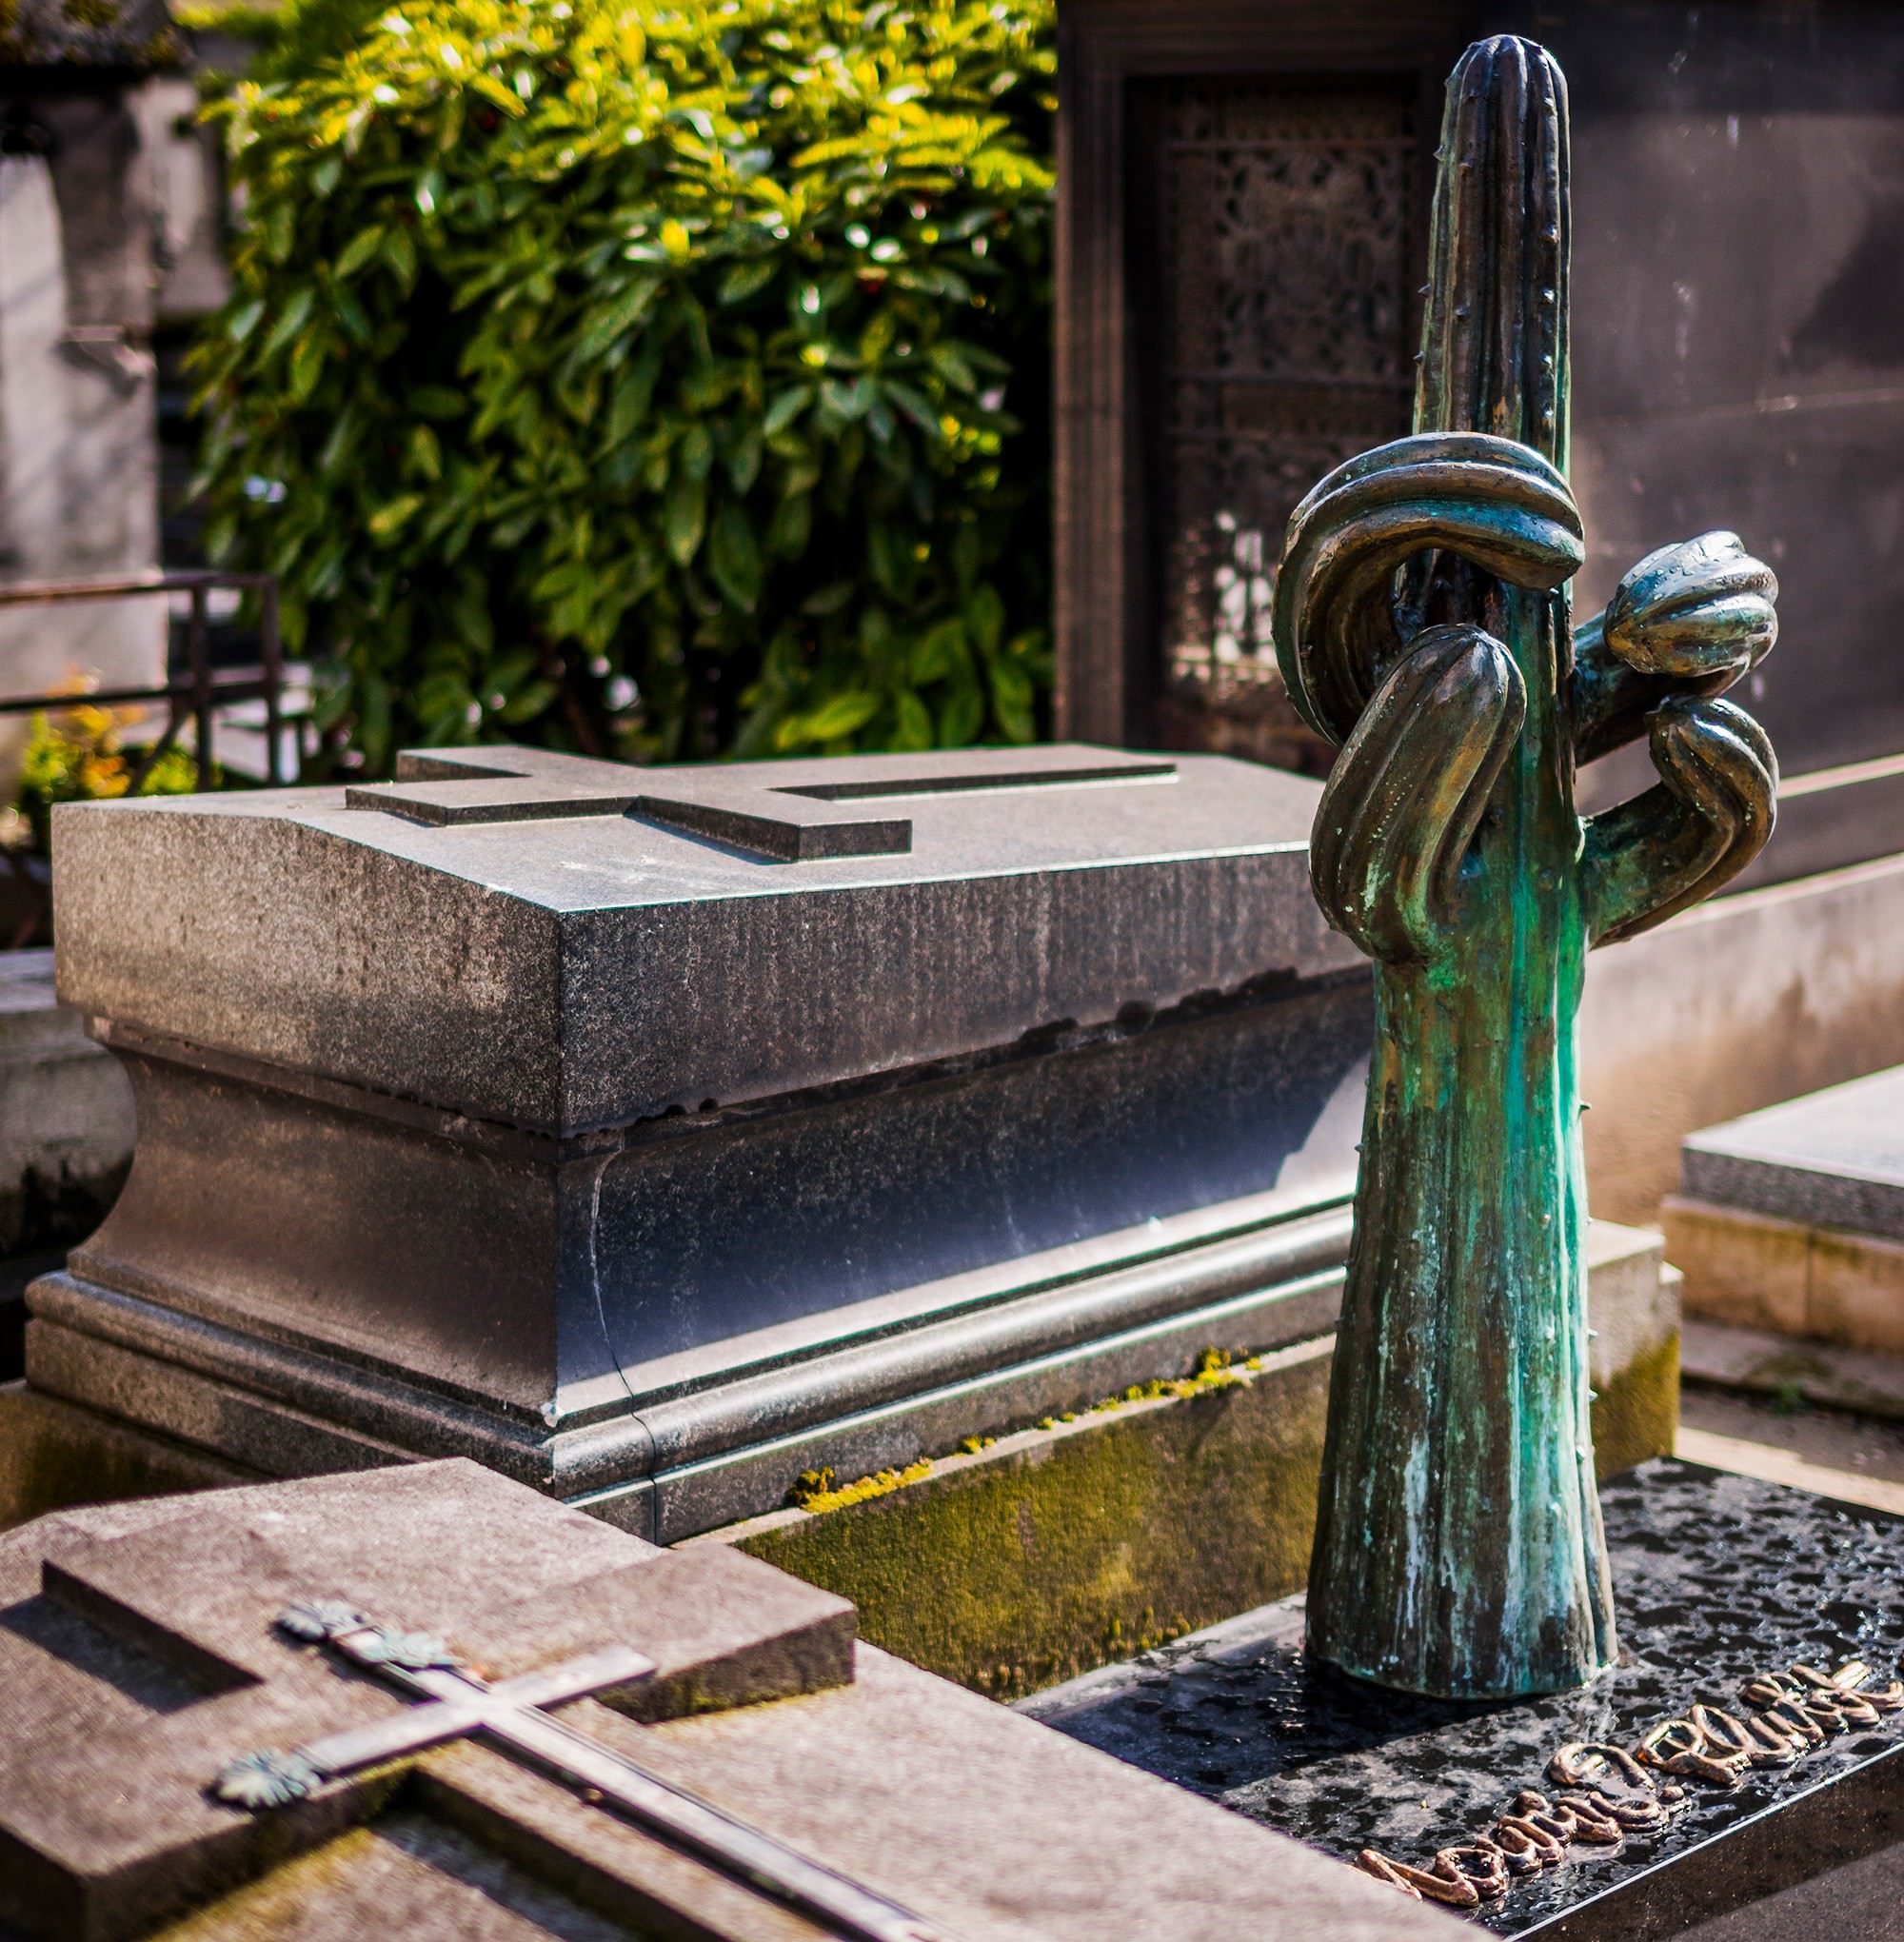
left=1680, top=1316, right=1904, bottom=1423
left=1665, top=1197, right=1904, bottom=1355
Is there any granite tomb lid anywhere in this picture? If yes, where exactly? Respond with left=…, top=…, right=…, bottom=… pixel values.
left=50, top=743, right=1355, bottom=1137
left=1680, top=1065, right=1904, bottom=1239
left=0, top=1458, right=1449, bottom=1942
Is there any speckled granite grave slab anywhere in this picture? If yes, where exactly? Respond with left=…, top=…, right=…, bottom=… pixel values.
left=1021, top=1460, right=1904, bottom=1938
left=1680, top=1067, right=1904, bottom=1239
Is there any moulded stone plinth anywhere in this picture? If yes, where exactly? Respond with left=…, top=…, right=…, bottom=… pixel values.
left=30, top=744, right=1375, bottom=1537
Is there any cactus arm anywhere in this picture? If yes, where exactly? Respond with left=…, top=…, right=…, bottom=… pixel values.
left=1571, top=533, right=1778, bottom=764
left=1581, top=696, right=1777, bottom=945
left=1311, top=626, right=1526, bottom=961
left=1572, top=608, right=1693, bottom=766
left=1273, top=432, right=1582, bottom=746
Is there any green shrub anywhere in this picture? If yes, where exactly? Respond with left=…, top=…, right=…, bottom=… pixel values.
left=192, top=0, right=1055, bottom=770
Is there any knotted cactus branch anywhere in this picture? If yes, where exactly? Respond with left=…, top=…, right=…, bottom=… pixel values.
left=1573, top=532, right=1779, bottom=765
left=1273, top=433, right=1581, bottom=746
left=1311, top=625, right=1526, bottom=961
left=1604, top=532, right=1778, bottom=676
left=1283, top=34, right=1780, bottom=1700
left=1583, top=697, right=1777, bottom=944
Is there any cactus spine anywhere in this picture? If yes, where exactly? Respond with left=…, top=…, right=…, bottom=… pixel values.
left=1273, top=37, right=1778, bottom=1697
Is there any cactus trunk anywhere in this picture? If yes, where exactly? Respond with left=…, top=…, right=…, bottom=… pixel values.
left=1305, top=587, right=1614, bottom=1696
left=1302, top=38, right=1616, bottom=1696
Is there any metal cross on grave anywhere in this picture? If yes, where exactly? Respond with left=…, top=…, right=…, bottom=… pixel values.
left=214, top=1597, right=949, bottom=1942
left=344, top=742, right=1176, bottom=861
left=7, top=1462, right=927, bottom=1942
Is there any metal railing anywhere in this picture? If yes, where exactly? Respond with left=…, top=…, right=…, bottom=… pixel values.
left=0, top=568, right=286, bottom=790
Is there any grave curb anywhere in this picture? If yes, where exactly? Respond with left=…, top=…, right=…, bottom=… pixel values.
left=698, top=1237, right=1677, bottom=1700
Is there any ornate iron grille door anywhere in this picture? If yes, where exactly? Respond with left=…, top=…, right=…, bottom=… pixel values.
left=1151, top=82, right=1418, bottom=767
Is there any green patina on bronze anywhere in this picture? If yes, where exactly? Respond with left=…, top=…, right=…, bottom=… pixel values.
left=1273, top=37, right=1778, bottom=1698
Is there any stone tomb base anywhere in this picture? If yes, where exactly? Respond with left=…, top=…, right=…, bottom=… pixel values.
left=1023, top=1459, right=1904, bottom=1940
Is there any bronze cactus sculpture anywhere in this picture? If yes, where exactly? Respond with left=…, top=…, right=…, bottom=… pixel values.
left=1273, top=36, right=1778, bottom=1698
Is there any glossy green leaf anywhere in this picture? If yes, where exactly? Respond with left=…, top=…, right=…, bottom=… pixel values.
left=762, top=386, right=812, bottom=437
left=794, top=689, right=880, bottom=742
left=335, top=226, right=386, bottom=277
left=288, top=329, right=326, bottom=402
left=664, top=469, right=706, bottom=565
left=708, top=503, right=763, bottom=610
left=367, top=493, right=426, bottom=540
left=718, top=257, right=777, bottom=305
left=892, top=689, right=935, bottom=750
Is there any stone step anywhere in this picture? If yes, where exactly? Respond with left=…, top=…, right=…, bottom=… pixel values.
left=1680, top=1315, right=1904, bottom=1421
left=1681, top=1064, right=1904, bottom=1234
left=1664, top=1064, right=1904, bottom=1354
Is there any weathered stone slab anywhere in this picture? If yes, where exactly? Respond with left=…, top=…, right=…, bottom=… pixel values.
left=32, top=743, right=1373, bottom=1529
left=1579, top=853, right=1904, bottom=1228
left=1667, top=1067, right=1904, bottom=1355
left=1, top=1459, right=849, bottom=1940
left=51, top=743, right=1356, bottom=1133
left=1680, top=1068, right=1904, bottom=1240
left=0, top=1457, right=1456, bottom=1942
left=1665, top=1198, right=1904, bottom=1357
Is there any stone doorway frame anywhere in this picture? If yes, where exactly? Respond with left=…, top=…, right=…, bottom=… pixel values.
left=1052, top=0, right=1477, bottom=751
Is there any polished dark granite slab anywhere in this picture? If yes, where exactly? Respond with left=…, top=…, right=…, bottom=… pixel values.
left=1021, top=1460, right=1904, bottom=1937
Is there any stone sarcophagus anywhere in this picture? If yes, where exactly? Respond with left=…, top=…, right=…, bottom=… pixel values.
left=32, top=743, right=1370, bottom=1539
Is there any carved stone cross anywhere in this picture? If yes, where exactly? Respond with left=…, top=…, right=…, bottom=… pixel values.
left=215, top=1598, right=948, bottom=1942
left=3, top=1460, right=868, bottom=1940
left=0, top=1457, right=1447, bottom=1941
left=346, top=743, right=1175, bottom=861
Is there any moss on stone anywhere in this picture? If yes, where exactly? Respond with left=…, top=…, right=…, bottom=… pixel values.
left=1590, top=1329, right=1680, bottom=1479
left=0, top=1383, right=253, bottom=1532
left=733, top=1341, right=1332, bottom=1700
left=730, top=1326, right=1677, bottom=1697
left=786, top=1457, right=936, bottom=1514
